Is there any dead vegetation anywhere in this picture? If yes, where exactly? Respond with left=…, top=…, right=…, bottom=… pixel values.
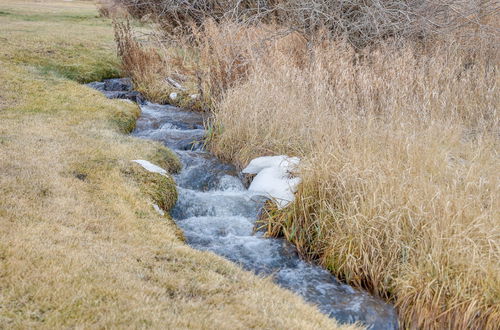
left=116, top=0, right=499, bottom=47
left=106, top=0, right=500, bottom=327
left=0, top=1, right=355, bottom=328
left=211, top=40, right=499, bottom=328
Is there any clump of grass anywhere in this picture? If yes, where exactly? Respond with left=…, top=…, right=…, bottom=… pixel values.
left=209, top=40, right=499, bottom=328
left=113, top=20, right=170, bottom=103
left=113, top=18, right=304, bottom=108
left=147, top=144, right=182, bottom=174
left=112, top=20, right=205, bottom=106
left=108, top=99, right=141, bottom=133
left=125, top=162, right=178, bottom=212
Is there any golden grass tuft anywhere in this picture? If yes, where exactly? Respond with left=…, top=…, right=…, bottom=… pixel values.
left=209, top=39, right=499, bottom=328
left=113, top=20, right=172, bottom=103
left=126, top=162, right=178, bottom=212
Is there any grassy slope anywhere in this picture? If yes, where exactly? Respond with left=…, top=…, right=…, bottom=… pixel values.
left=0, top=1, right=352, bottom=328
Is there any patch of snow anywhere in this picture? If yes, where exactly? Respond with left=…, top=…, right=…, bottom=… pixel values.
left=152, top=204, right=165, bottom=216
left=243, top=156, right=299, bottom=174
left=242, top=156, right=301, bottom=209
left=132, top=160, right=167, bottom=176
left=190, top=94, right=199, bottom=99
left=169, top=92, right=178, bottom=100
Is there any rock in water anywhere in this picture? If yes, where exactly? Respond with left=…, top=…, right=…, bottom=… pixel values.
left=85, top=81, right=105, bottom=91
left=102, top=90, right=145, bottom=104
left=103, top=78, right=133, bottom=91
left=86, top=78, right=144, bottom=103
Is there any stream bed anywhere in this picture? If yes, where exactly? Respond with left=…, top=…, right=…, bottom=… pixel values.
left=90, top=79, right=399, bottom=329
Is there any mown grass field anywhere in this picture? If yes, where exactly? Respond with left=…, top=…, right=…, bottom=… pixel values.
left=0, top=1, right=354, bottom=328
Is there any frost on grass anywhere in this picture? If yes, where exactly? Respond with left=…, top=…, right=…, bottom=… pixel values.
left=132, top=159, right=167, bottom=176
left=242, top=156, right=301, bottom=209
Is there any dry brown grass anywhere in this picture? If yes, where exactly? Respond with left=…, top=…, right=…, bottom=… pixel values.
left=113, top=20, right=180, bottom=104
left=103, top=0, right=499, bottom=327
left=209, top=39, right=499, bottom=328
left=0, top=1, right=356, bottom=328
left=113, top=18, right=306, bottom=109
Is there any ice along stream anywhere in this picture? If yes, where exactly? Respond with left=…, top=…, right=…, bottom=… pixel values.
left=89, top=79, right=398, bottom=329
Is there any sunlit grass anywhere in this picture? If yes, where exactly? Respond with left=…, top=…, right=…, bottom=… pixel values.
left=111, top=5, right=499, bottom=326
left=0, top=1, right=352, bottom=328
left=0, top=0, right=120, bottom=82
left=210, top=40, right=499, bottom=329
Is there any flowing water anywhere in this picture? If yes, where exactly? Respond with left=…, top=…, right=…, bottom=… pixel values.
left=93, top=79, right=399, bottom=329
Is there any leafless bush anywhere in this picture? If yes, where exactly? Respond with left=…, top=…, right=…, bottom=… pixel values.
left=277, top=0, right=499, bottom=46
left=113, top=0, right=499, bottom=47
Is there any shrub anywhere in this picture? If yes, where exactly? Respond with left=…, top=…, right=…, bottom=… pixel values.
left=114, top=0, right=498, bottom=47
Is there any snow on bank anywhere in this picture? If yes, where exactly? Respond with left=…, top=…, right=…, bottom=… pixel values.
left=132, top=160, right=167, bottom=176
left=242, top=156, right=301, bottom=209
left=152, top=203, right=165, bottom=216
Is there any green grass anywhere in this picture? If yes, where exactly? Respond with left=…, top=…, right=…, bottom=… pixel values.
left=0, top=1, right=120, bottom=82
left=0, top=9, right=94, bottom=22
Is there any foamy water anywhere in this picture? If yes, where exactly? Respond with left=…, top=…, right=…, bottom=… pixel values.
left=132, top=101, right=398, bottom=329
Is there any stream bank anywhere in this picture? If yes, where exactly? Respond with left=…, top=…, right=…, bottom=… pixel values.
left=90, top=78, right=399, bottom=329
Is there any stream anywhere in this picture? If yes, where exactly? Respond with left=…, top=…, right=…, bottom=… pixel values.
left=89, top=79, right=399, bottom=329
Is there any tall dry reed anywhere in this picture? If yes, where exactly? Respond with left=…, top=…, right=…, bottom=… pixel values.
left=209, top=40, right=499, bottom=328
